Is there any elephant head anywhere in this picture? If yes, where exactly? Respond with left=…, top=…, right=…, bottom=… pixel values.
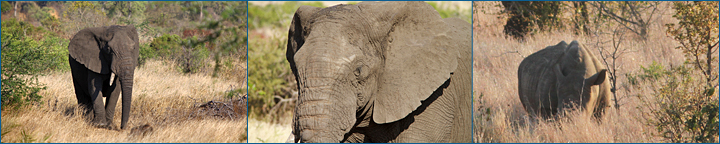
left=68, top=25, right=139, bottom=129
left=286, top=2, right=466, bottom=142
left=518, top=41, right=613, bottom=119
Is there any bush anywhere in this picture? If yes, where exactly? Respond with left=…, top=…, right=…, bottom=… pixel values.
left=426, top=2, right=472, bottom=23
left=248, top=2, right=324, bottom=29
left=176, top=37, right=210, bottom=73
left=149, top=34, right=183, bottom=59
left=499, top=1, right=563, bottom=40
left=627, top=62, right=718, bottom=143
left=1, top=18, right=70, bottom=109
left=138, top=43, right=154, bottom=66
left=146, top=34, right=210, bottom=73
left=28, top=7, right=60, bottom=31
left=628, top=2, right=720, bottom=142
left=247, top=36, right=294, bottom=119
left=1, top=1, right=11, bottom=13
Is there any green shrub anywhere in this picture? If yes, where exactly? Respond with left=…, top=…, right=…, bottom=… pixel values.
left=146, top=34, right=210, bottom=73
left=426, top=2, right=472, bottom=23
left=1, top=18, right=69, bottom=72
left=248, top=2, right=324, bottom=29
left=29, top=7, right=60, bottom=30
left=1, top=18, right=70, bottom=109
left=1, top=1, right=11, bottom=13
left=628, top=62, right=718, bottom=143
left=176, top=37, right=210, bottom=73
left=628, top=2, right=720, bottom=142
left=138, top=43, right=154, bottom=66
left=149, top=34, right=182, bottom=59
left=248, top=36, right=293, bottom=119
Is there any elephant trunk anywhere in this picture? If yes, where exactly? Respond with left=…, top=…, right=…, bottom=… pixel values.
left=293, top=51, right=357, bottom=143
left=118, top=58, right=135, bottom=130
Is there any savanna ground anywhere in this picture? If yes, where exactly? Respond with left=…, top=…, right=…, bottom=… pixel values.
left=2, top=1, right=247, bottom=142
left=246, top=1, right=471, bottom=142
left=473, top=1, right=718, bottom=143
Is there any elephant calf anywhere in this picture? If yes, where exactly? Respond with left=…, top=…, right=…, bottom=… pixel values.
left=517, top=40, right=613, bottom=119
left=286, top=1, right=471, bottom=143
left=68, top=25, right=139, bottom=130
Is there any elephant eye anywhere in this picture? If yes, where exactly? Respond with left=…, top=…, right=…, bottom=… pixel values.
left=354, top=66, right=362, bottom=77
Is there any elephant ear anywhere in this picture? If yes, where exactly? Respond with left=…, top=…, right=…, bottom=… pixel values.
left=287, top=5, right=321, bottom=75
left=68, top=27, right=113, bottom=74
left=372, top=2, right=460, bottom=124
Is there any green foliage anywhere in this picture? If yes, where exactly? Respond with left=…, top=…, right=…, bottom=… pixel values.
left=1, top=1, right=11, bottom=13
left=248, top=36, right=293, bottom=119
left=138, top=43, right=154, bottom=66
left=177, top=37, right=211, bottom=74
left=426, top=2, right=472, bottom=23
left=499, top=1, right=564, bottom=39
left=189, top=1, right=248, bottom=76
left=101, top=1, right=148, bottom=26
left=143, top=1, right=183, bottom=27
left=248, top=2, right=324, bottom=29
left=628, top=62, right=719, bottom=143
left=666, top=1, right=719, bottom=87
left=28, top=7, right=60, bottom=32
left=146, top=34, right=217, bottom=74
left=627, top=2, right=720, bottom=142
left=63, top=1, right=105, bottom=18
left=149, top=34, right=183, bottom=59
left=62, top=1, right=109, bottom=33
left=224, top=88, right=246, bottom=99
left=1, top=18, right=70, bottom=109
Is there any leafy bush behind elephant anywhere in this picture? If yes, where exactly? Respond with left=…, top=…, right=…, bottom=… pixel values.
left=286, top=1, right=471, bottom=143
left=517, top=40, right=613, bottom=119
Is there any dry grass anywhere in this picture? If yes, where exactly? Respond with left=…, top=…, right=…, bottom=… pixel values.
left=473, top=1, right=691, bottom=143
left=1, top=60, right=247, bottom=143
left=247, top=118, right=292, bottom=143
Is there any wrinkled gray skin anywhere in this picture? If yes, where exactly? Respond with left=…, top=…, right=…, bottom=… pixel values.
left=69, top=25, right=139, bottom=130
left=286, top=1, right=471, bottom=143
left=518, top=41, right=613, bottom=119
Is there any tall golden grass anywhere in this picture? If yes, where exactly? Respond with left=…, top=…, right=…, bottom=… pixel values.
left=1, top=60, right=247, bottom=143
left=473, top=1, right=693, bottom=142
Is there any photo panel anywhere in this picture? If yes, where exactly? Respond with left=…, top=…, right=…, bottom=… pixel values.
left=472, top=1, right=718, bottom=143
left=0, top=1, right=248, bottom=142
left=247, top=1, right=472, bottom=143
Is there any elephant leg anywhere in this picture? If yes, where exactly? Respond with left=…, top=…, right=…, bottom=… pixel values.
left=87, top=71, right=110, bottom=127
left=69, top=56, right=93, bottom=116
left=102, top=75, right=121, bottom=129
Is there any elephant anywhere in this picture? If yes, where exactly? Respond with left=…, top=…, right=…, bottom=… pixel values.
left=517, top=40, right=613, bottom=119
left=68, top=25, right=139, bottom=130
left=285, top=1, right=471, bottom=143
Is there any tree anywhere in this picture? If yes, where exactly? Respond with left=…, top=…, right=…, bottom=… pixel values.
left=100, top=1, right=147, bottom=25
left=666, top=1, right=719, bottom=88
left=500, top=1, right=563, bottom=40
left=591, top=1, right=661, bottom=40
left=63, top=1, right=106, bottom=31
left=630, top=1, right=719, bottom=143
